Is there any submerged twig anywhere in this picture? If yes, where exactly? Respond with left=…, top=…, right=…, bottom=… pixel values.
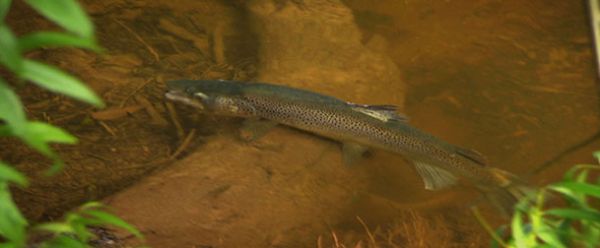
left=531, top=129, right=600, bottom=175
left=165, top=102, right=184, bottom=139
left=98, top=121, right=117, bottom=136
left=135, top=95, right=169, bottom=126
left=113, top=18, right=160, bottom=62
left=158, top=18, right=209, bottom=52
left=85, top=152, right=113, bottom=163
left=170, top=129, right=196, bottom=159
left=470, top=206, right=507, bottom=247
left=331, top=230, right=344, bottom=248
left=52, top=111, right=86, bottom=123
left=356, top=216, right=377, bottom=247
left=317, top=235, right=323, bottom=248
left=212, top=22, right=225, bottom=64
left=91, top=105, right=144, bottom=121
left=119, top=79, right=153, bottom=107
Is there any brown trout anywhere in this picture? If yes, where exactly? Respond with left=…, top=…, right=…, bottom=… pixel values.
left=165, top=79, right=530, bottom=213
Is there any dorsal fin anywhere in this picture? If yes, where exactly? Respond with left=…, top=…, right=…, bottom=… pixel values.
left=351, top=104, right=397, bottom=111
left=346, top=102, right=408, bottom=122
left=413, top=160, right=458, bottom=190
left=455, top=147, right=487, bottom=166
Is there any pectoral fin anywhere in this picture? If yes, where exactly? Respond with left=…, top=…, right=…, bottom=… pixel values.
left=342, top=142, right=369, bottom=166
left=239, top=119, right=278, bottom=142
left=413, top=161, right=457, bottom=190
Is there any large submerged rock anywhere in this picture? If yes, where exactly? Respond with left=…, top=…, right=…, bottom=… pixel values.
left=106, top=130, right=370, bottom=247
left=246, top=0, right=405, bottom=106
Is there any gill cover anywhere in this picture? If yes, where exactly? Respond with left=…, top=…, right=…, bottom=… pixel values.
left=211, top=95, right=257, bottom=117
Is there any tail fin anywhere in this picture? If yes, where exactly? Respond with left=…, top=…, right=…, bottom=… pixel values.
left=478, top=168, right=535, bottom=216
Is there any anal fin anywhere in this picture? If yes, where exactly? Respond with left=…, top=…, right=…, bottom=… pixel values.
left=413, top=161, right=457, bottom=190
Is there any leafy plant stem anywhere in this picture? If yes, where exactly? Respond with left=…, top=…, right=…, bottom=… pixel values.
left=471, top=206, right=508, bottom=247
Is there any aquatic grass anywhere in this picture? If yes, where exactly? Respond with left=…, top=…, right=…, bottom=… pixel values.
left=321, top=211, right=484, bottom=247
left=477, top=152, right=600, bottom=248
left=0, top=0, right=142, bottom=247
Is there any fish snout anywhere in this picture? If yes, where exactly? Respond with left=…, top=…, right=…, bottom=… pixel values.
left=165, top=90, right=205, bottom=110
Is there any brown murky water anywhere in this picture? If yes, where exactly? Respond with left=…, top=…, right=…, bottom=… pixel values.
left=2, top=0, right=599, bottom=247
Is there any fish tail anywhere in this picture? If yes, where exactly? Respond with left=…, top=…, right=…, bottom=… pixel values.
left=478, top=168, right=534, bottom=216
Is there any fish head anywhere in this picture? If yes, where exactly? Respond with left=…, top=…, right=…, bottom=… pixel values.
left=165, top=80, right=255, bottom=117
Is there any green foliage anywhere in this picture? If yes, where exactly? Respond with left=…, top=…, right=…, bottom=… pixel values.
left=21, top=59, right=104, bottom=107
left=0, top=0, right=143, bottom=247
left=0, top=0, right=103, bottom=170
left=0, top=25, right=22, bottom=73
left=18, top=32, right=102, bottom=52
left=34, top=202, right=143, bottom=247
left=0, top=162, right=27, bottom=187
left=0, top=0, right=10, bottom=20
left=0, top=163, right=28, bottom=247
left=0, top=78, right=25, bottom=130
left=485, top=153, right=600, bottom=248
left=25, top=0, right=94, bottom=38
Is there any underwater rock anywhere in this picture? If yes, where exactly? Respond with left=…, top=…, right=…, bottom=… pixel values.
left=106, top=131, right=370, bottom=247
left=246, top=0, right=405, bottom=107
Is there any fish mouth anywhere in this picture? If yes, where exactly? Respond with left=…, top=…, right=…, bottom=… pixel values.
left=165, top=90, right=205, bottom=110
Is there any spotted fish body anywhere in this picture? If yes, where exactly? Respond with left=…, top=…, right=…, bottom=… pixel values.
left=166, top=80, right=530, bottom=214
left=243, top=91, right=491, bottom=183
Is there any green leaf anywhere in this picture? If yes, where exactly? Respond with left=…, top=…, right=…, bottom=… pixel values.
left=0, top=0, right=11, bottom=21
left=546, top=208, right=600, bottom=222
left=26, top=121, right=77, bottom=144
left=41, top=235, right=88, bottom=248
left=490, top=226, right=507, bottom=248
left=64, top=214, right=96, bottom=241
left=575, top=169, right=589, bottom=183
left=550, top=186, right=582, bottom=205
left=0, top=183, right=27, bottom=245
left=0, top=162, right=27, bottom=187
left=0, top=25, right=22, bottom=73
left=19, top=121, right=77, bottom=158
left=16, top=121, right=77, bottom=174
left=35, top=222, right=74, bottom=234
left=20, top=59, right=104, bottom=107
left=78, top=201, right=103, bottom=210
left=593, top=151, right=600, bottom=164
left=551, top=181, right=600, bottom=199
left=536, top=227, right=567, bottom=248
left=0, top=124, right=10, bottom=136
left=556, top=219, right=572, bottom=245
left=24, top=0, right=93, bottom=38
left=83, top=209, right=142, bottom=238
left=46, top=159, right=66, bottom=176
left=582, top=224, right=600, bottom=248
left=563, top=165, right=583, bottom=181
left=512, top=211, right=528, bottom=248
left=18, top=32, right=101, bottom=52
left=0, top=78, right=26, bottom=135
